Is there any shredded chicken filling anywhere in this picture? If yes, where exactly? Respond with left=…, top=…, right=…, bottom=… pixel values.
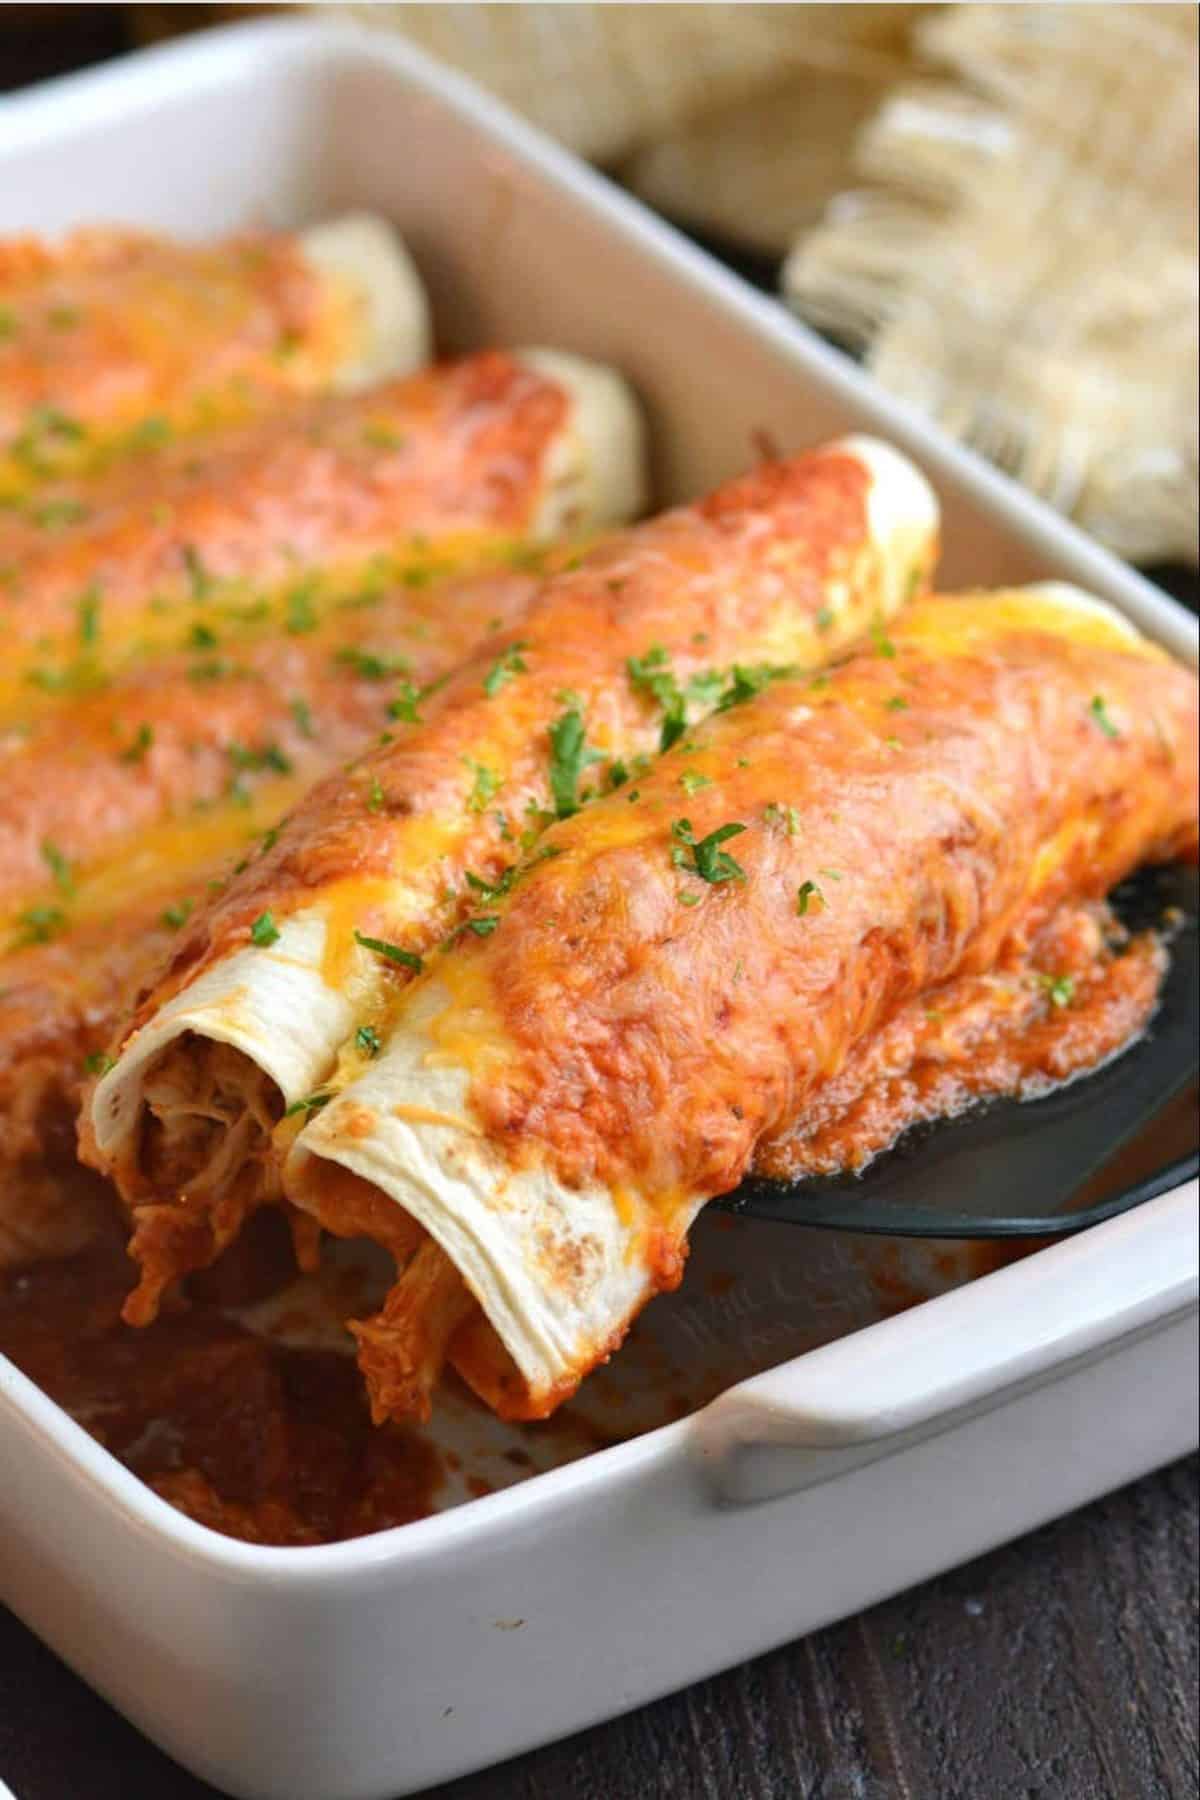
left=123, top=1038, right=285, bottom=1324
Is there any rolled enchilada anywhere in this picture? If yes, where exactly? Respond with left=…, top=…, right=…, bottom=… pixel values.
left=0, top=566, right=544, bottom=1267
left=84, top=437, right=940, bottom=1315
left=1, top=347, right=642, bottom=712
left=283, top=584, right=1198, bottom=1421
left=0, top=214, right=429, bottom=495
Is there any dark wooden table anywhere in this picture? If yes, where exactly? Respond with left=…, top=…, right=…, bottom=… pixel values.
left=2, top=1456, right=1197, bottom=1800
left=2, top=16, right=1198, bottom=1800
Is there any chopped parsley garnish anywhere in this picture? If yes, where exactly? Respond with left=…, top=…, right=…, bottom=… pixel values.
left=84, top=1051, right=117, bottom=1077
left=228, top=741, right=292, bottom=776
left=355, top=1025, right=382, bottom=1058
left=162, top=898, right=194, bottom=930
left=12, top=405, right=85, bottom=474
left=33, top=497, right=87, bottom=531
left=466, top=916, right=500, bottom=937
left=1089, top=695, right=1120, bottom=739
left=795, top=880, right=823, bottom=916
left=484, top=640, right=531, bottom=697
left=387, top=680, right=424, bottom=723
left=14, top=905, right=66, bottom=946
left=40, top=840, right=74, bottom=894
left=77, top=585, right=101, bottom=646
left=126, top=414, right=171, bottom=452
left=367, top=775, right=386, bottom=813
left=1038, top=973, right=1076, bottom=1008
left=284, top=584, right=318, bottom=635
left=336, top=646, right=409, bottom=681
left=188, top=657, right=235, bottom=683
left=284, top=1091, right=333, bottom=1118
left=464, top=759, right=502, bottom=813
left=188, top=621, right=219, bottom=651
left=290, top=697, right=315, bottom=739
left=354, top=930, right=423, bottom=972
left=466, top=866, right=516, bottom=903
left=182, top=544, right=214, bottom=600
left=548, top=708, right=603, bottom=818
left=670, top=818, right=747, bottom=884
left=680, top=770, right=712, bottom=796
left=870, top=615, right=897, bottom=659
left=249, top=911, right=280, bottom=947
left=628, top=647, right=687, bottom=750
left=119, top=723, right=155, bottom=764
left=685, top=669, right=726, bottom=711
left=715, top=662, right=798, bottom=713
left=763, top=802, right=801, bottom=836
left=884, top=695, right=909, bottom=712
left=678, top=891, right=703, bottom=907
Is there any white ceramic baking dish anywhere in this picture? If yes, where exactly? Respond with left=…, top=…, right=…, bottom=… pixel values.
left=0, top=22, right=1196, bottom=1800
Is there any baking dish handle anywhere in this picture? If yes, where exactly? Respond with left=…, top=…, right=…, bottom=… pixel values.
left=690, top=1183, right=1198, bottom=1505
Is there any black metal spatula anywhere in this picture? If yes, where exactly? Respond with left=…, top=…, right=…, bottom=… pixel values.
left=722, top=862, right=1198, bottom=1239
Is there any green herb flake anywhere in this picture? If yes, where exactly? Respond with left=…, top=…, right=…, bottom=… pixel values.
left=354, top=930, right=423, bottom=972
left=680, top=770, right=712, bottom=796
left=884, top=695, right=909, bottom=712
left=77, top=584, right=101, bottom=646
left=1038, top=972, right=1076, bottom=1008
left=227, top=741, right=292, bottom=776
left=290, top=697, right=315, bottom=740
left=464, top=759, right=502, bottom=813
left=678, top=891, right=703, bottom=908
left=182, top=544, right=214, bottom=601
left=367, top=775, right=386, bottom=813
left=127, top=415, right=172, bottom=453
left=162, top=898, right=194, bottom=930
left=547, top=708, right=603, bottom=819
left=84, top=1051, right=117, bottom=1077
left=41, top=840, right=74, bottom=894
left=795, top=880, right=823, bottom=917
left=763, top=802, right=801, bottom=836
left=870, top=615, right=897, bottom=660
left=284, top=585, right=318, bottom=635
left=33, top=497, right=87, bottom=531
left=1089, top=695, right=1120, bottom=739
left=336, top=646, right=409, bottom=682
left=118, top=723, right=155, bottom=764
left=716, top=662, right=799, bottom=713
left=628, top=646, right=687, bottom=751
left=483, top=640, right=531, bottom=698
left=188, top=621, right=219, bottom=651
left=670, top=818, right=747, bottom=885
left=13, top=904, right=67, bottom=947
left=467, top=916, right=500, bottom=937
left=283, top=1091, right=333, bottom=1118
left=387, top=680, right=424, bottom=723
left=249, top=911, right=281, bottom=947
left=355, top=1025, right=382, bottom=1058
left=815, top=606, right=834, bottom=634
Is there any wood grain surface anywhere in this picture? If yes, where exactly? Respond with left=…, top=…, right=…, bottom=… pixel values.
left=1, top=1454, right=1196, bottom=1800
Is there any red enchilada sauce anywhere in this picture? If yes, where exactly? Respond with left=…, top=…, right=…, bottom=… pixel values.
left=0, top=1218, right=443, bottom=1546
left=0, top=905, right=1191, bottom=1545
